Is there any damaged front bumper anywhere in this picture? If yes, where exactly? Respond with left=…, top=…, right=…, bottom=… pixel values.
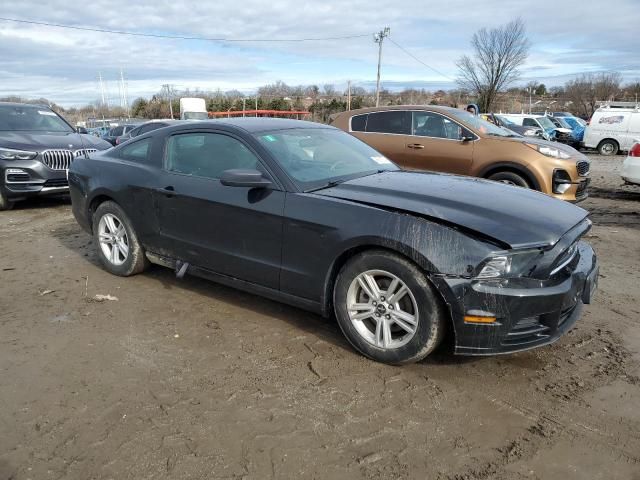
left=435, top=241, right=598, bottom=356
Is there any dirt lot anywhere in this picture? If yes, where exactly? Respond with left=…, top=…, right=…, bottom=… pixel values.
left=1, top=154, right=639, bottom=480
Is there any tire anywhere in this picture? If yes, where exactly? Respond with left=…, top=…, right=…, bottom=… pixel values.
left=487, top=171, right=531, bottom=188
left=597, top=139, right=619, bottom=156
left=92, top=201, right=148, bottom=276
left=333, top=250, right=446, bottom=365
left=0, top=189, right=14, bottom=211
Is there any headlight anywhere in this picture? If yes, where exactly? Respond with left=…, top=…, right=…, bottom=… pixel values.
left=477, top=256, right=511, bottom=278
left=525, top=143, right=571, bottom=159
left=475, top=249, right=544, bottom=279
left=0, top=147, right=37, bottom=160
left=523, top=129, right=539, bottom=137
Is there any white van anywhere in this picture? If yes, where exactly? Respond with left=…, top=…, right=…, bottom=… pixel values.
left=583, top=105, right=640, bottom=155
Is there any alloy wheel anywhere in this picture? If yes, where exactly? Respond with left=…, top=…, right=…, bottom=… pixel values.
left=346, top=269, right=419, bottom=349
left=98, top=213, right=129, bottom=266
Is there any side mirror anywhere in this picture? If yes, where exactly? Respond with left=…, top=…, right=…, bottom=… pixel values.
left=76, top=127, right=88, bottom=134
left=461, top=135, right=474, bottom=142
left=220, top=169, right=272, bottom=188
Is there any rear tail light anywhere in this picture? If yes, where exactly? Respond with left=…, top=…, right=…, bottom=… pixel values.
left=630, top=143, right=640, bottom=157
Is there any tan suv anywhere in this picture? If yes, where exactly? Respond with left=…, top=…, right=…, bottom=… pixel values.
left=331, top=106, right=590, bottom=201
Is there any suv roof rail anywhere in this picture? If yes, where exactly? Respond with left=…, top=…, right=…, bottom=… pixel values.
left=596, top=101, right=640, bottom=109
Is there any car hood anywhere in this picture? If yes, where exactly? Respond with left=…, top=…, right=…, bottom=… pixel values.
left=0, top=131, right=112, bottom=151
left=315, top=171, right=589, bottom=249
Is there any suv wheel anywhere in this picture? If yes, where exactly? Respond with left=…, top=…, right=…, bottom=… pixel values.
left=334, top=250, right=445, bottom=364
left=488, top=171, right=530, bottom=188
left=597, top=139, right=619, bottom=156
left=92, top=201, right=148, bottom=276
left=0, top=189, right=14, bottom=211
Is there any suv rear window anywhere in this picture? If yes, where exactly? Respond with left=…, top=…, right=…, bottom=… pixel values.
left=366, top=111, right=411, bottom=135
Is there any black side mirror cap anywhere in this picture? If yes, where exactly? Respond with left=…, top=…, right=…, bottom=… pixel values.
left=77, top=127, right=88, bottom=134
left=220, top=169, right=272, bottom=188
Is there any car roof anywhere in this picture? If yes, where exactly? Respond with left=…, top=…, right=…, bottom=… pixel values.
left=159, top=117, right=331, bottom=134
left=337, top=105, right=464, bottom=116
left=0, top=101, right=51, bottom=109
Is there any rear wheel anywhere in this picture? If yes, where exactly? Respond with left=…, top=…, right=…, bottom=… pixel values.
left=0, top=189, right=14, bottom=211
left=597, top=139, right=619, bottom=156
left=487, top=171, right=531, bottom=188
left=333, top=250, right=445, bottom=364
left=92, top=201, right=148, bottom=276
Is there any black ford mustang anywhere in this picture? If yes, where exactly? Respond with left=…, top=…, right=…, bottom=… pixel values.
left=68, top=118, right=598, bottom=364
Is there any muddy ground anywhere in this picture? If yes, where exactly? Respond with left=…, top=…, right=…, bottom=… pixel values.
left=1, top=154, right=639, bottom=480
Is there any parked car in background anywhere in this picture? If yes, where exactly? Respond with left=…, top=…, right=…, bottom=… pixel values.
left=102, top=124, right=140, bottom=146
left=331, top=106, right=591, bottom=202
left=115, top=120, right=182, bottom=145
left=482, top=113, right=543, bottom=138
left=583, top=106, right=640, bottom=155
left=0, top=102, right=111, bottom=210
left=547, top=116, right=581, bottom=147
left=550, top=112, right=574, bottom=118
left=500, top=114, right=574, bottom=144
left=621, top=140, right=640, bottom=185
left=68, top=118, right=598, bottom=364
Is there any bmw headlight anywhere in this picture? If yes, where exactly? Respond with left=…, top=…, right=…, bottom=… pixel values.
left=525, top=143, right=571, bottom=159
left=0, top=147, right=37, bottom=160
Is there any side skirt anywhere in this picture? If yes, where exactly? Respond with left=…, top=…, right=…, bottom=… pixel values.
left=145, top=252, right=324, bottom=315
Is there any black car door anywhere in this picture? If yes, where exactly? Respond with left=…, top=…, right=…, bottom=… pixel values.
left=153, top=129, right=284, bottom=289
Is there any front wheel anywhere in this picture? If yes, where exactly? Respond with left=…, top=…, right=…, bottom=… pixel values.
left=487, top=171, right=531, bottom=188
left=0, top=189, right=14, bottom=211
left=597, top=139, right=619, bottom=156
left=333, top=250, right=445, bottom=364
left=92, top=201, right=148, bottom=276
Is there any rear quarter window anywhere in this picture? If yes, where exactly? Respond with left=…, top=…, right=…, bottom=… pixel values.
left=119, top=138, right=153, bottom=164
left=350, top=114, right=367, bottom=132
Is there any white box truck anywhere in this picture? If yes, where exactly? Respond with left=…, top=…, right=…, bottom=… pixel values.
left=583, top=104, right=640, bottom=155
left=179, top=98, right=208, bottom=120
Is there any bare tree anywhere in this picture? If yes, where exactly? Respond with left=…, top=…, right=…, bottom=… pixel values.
left=457, top=18, right=530, bottom=112
left=564, top=72, right=623, bottom=117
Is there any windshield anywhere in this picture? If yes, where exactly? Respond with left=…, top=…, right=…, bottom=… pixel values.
left=183, top=112, right=209, bottom=120
left=564, top=117, right=585, bottom=128
left=255, top=128, right=398, bottom=191
left=554, top=117, right=572, bottom=129
left=537, top=116, right=556, bottom=130
left=0, top=104, right=74, bottom=132
left=449, top=110, right=517, bottom=137
left=495, top=115, right=516, bottom=127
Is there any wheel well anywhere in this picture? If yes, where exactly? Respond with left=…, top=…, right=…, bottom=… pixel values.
left=597, top=138, right=619, bottom=147
left=322, top=245, right=454, bottom=338
left=88, top=195, right=115, bottom=231
left=482, top=165, right=538, bottom=190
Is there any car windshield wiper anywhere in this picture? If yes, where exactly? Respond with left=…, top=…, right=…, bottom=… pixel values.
left=305, top=178, right=349, bottom=192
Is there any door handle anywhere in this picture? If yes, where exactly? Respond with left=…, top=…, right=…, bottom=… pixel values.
left=153, top=186, right=175, bottom=197
left=407, top=143, right=425, bottom=149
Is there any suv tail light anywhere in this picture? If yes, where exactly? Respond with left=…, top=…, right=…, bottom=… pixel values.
left=630, top=143, right=640, bottom=157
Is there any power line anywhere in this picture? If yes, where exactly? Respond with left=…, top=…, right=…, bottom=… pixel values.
left=387, top=38, right=455, bottom=81
left=0, top=17, right=372, bottom=42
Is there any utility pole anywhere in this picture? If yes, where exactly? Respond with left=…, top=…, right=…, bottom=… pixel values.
left=528, top=87, right=532, bottom=114
left=120, top=68, right=129, bottom=118
left=163, top=84, right=174, bottom=119
left=98, top=72, right=106, bottom=108
left=374, top=27, right=390, bottom=107
left=242, top=97, right=246, bottom=117
left=347, top=80, right=351, bottom=111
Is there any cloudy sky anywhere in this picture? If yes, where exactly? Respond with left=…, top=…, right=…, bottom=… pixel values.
left=0, top=0, right=638, bottom=106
